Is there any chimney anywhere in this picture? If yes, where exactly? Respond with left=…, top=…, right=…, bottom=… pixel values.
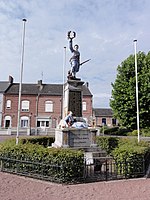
left=37, top=80, right=42, bottom=85
left=37, top=80, right=43, bottom=90
left=9, top=75, right=13, bottom=84
left=85, top=82, right=89, bottom=87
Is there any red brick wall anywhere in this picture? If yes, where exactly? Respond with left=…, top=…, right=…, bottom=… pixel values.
left=37, top=95, right=62, bottom=119
left=2, top=94, right=37, bottom=127
left=82, top=96, right=93, bottom=121
left=95, top=116, right=113, bottom=127
left=2, top=94, right=93, bottom=128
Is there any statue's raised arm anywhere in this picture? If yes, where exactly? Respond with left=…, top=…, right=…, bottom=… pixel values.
left=67, top=31, right=80, bottom=79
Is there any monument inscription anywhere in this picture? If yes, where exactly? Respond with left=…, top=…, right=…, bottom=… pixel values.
left=68, top=129, right=91, bottom=147
left=68, top=91, right=82, bottom=117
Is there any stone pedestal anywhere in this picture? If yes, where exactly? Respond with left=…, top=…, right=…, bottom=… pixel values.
left=52, top=128, right=98, bottom=148
left=63, top=79, right=84, bottom=117
left=52, top=77, right=106, bottom=168
left=90, top=129, right=97, bottom=147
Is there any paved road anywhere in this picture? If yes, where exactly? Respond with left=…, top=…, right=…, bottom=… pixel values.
left=0, top=172, right=150, bottom=200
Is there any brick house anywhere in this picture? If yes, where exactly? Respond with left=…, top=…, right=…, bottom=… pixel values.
left=92, top=108, right=118, bottom=127
left=2, top=80, right=93, bottom=131
left=0, top=76, right=13, bottom=127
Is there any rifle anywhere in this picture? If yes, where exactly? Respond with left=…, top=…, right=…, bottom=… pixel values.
left=80, top=59, right=91, bottom=66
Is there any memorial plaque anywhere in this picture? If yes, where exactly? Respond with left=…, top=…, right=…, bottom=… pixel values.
left=68, top=130, right=91, bottom=147
left=68, top=90, right=82, bottom=117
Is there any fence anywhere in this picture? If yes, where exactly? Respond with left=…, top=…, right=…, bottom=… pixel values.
left=0, top=156, right=146, bottom=184
left=84, top=157, right=146, bottom=182
left=0, top=157, right=65, bottom=183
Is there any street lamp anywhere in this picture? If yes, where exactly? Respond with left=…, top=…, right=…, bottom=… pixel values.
left=133, top=40, right=140, bottom=142
left=62, top=46, right=66, bottom=119
left=29, top=113, right=32, bottom=135
left=16, top=19, right=27, bottom=145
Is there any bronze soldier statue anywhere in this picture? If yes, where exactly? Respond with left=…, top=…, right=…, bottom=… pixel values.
left=68, top=31, right=80, bottom=79
left=67, top=31, right=91, bottom=80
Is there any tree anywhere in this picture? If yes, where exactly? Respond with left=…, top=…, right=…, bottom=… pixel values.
left=110, top=51, right=150, bottom=130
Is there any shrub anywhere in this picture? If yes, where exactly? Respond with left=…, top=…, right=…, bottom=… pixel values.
left=141, top=128, right=150, bottom=137
left=115, top=127, right=129, bottom=136
left=112, top=138, right=150, bottom=177
left=100, top=126, right=129, bottom=136
left=127, top=128, right=150, bottom=137
left=127, top=130, right=138, bottom=136
left=1, top=136, right=55, bottom=147
left=96, top=136, right=119, bottom=154
left=102, top=126, right=119, bottom=135
left=0, top=142, right=84, bottom=183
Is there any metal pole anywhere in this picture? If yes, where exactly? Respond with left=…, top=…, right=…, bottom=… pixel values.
left=16, top=19, right=27, bottom=145
left=133, top=39, right=140, bottom=142
left=62, top=46, right=66, bottom=119
left=103, top=123, right=105, bottom=136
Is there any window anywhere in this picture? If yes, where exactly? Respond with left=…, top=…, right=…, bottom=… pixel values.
left=4, top=116, right=11, bottom=128
left=21, top=100, right=29, bottom=112
left=112, top=118, right=116, bottom=125
left=6, top=100, right=11, bottom=109
left=21, top=116, right=29, bottom=127
left=37, top=120, right=50, bottom=128
left=45, top=101, right=53, bottom=112
left=102, top=118, right=106, bottom=125
left=46, top=121, right=49, bottom=127
left=37, top=121, right=40, bottom=127
left=82, top=102, right=87, bottom=111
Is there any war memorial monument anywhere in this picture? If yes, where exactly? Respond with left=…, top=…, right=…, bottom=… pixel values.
left=52, top=32, right=105, bottom=161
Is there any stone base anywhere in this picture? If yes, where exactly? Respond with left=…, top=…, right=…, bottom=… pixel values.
left=52, top=127, right=98, bottom=148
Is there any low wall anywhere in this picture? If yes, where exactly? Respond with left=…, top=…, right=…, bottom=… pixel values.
left=0, top=128, right=11, bottom=135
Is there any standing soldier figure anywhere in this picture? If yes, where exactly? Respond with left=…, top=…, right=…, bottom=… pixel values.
left=68, top=31, right=80, bottom=79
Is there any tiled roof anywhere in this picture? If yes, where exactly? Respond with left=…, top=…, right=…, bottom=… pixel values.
left=5, top=83, right=92, bottom=96
left=93, top=108, right=113, bottom=117
left=0, top=82, right=11, bottom=93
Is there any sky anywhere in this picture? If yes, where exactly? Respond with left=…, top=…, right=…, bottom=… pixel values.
left=0, top=0, right=150, bottom=108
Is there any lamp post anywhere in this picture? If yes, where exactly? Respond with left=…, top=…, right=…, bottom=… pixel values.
left=16, top=19, right=27, bottom=145
left=29, top=113, right=32, bottom=135
left=133, top=39, right=140, bottom=142
left=62, top=46, right=66, bottom=119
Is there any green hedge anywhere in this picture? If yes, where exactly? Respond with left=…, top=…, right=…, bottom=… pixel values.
left=127, top=128, right=150, bottom=137
left=112, top=138, right=150, bottom=177
left=100, top=126, right=129, bottom=136
left=96, top=136, right=119, bottom=154
left=0, top=142, right=84, bottom=183
left=96, top=136, right=150, bottom=177
left=2, top=136, right=55, bottom=147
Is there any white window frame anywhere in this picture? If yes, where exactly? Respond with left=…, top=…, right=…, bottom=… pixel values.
left=6, top=100, right=11, bottom=109
left=37, top=119, right=50, bottom=128
left=102, top=118, right=106, bottom=125
left=21, top=100, right=29, bottom=112
left=4, top=115, right=11, bottom=128
left=45, top=101, right=53, bottom=112
left=82, top=101, right=87, bottom=111
left=21, top=116, right=29, bottom=128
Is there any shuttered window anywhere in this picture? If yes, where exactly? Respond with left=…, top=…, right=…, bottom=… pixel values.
left=6, top=100, right=11, bottom=109
left=82, top=101, right=87, bottom=111
left=45, top=101, right=53, bottom=112
left=21, top=100, right=29, bottom=112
